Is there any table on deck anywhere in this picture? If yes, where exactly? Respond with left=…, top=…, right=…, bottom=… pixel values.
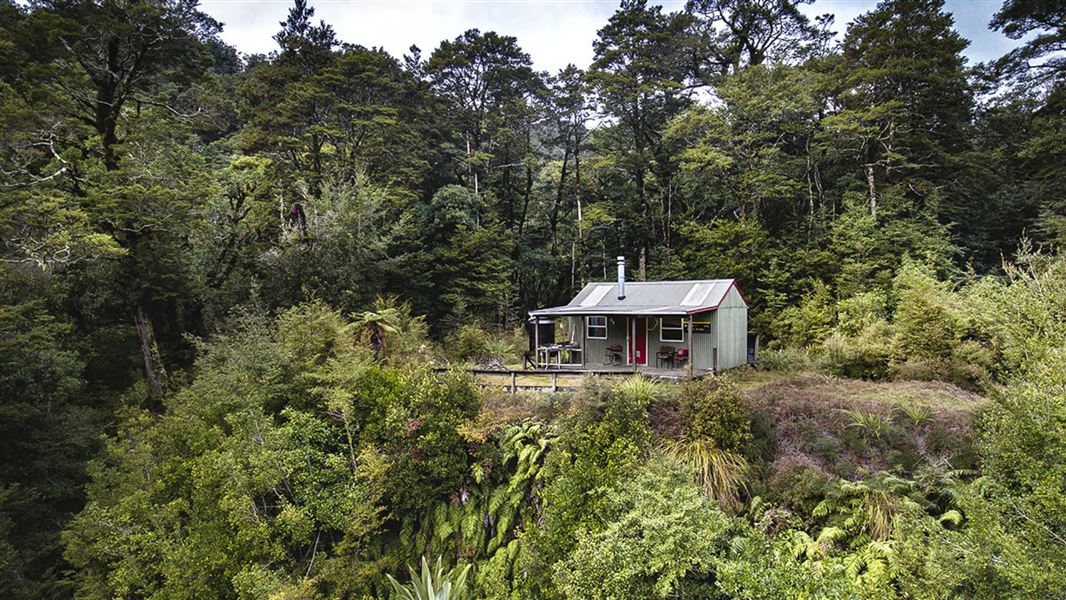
left=536, top=344, right=583, bottom=369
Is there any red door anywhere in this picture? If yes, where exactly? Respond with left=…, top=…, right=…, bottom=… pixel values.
left=629, top=317, right=647, bottom=365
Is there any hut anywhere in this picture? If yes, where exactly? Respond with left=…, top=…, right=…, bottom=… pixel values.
left=527, top=258, right=749, bottom=373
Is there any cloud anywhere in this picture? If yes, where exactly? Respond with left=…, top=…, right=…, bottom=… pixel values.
left=200, top=0, right=1017, bottom=72
left=202, top=0, right=622, bottom=73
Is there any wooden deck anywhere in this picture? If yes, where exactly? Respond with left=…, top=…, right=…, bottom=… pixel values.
left=439, top=366, right=708, bottom=393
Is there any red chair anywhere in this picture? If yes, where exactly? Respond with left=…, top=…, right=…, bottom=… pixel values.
left=672, top=348, right=689, bottom=369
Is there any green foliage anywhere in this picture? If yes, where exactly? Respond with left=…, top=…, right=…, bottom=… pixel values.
left=59, top=303, right=477, bottom=598
left=838, top=409, right=891, bottom=443
left=554, top=457, right=729, bottom=599
left=421, top=420, right=552, bottom=578
left=758, top=347, right=815, bottom=372
left=836, top=291, right=888, bottom=337
left=663, top=438, right=749, bottom=511
left=679, top=377, right=753, bottom=453
left=892, top=346, right=1066, bottom=598
left=0, top=289, right=102, bottom=599
left=716, top=527, right=873, bottom=600
left=945, top=348, right=1066, bottom=596
left=530, top=377, right=654, bottom=588
left=452, top=324, right=491, bottom=364
left=388, top=556, right=470, bottom=600
left=775, top=279, right=836, bottom=348
left=892, top=262, right=962, bottom=361
left=353, top=296, right=431, bottom=365
left=0, top=0, right=1063, bottom=595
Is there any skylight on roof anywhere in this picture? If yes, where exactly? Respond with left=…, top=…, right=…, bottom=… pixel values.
left=580, top=285, right=612, bottom=306
left=680, top=283, right=713, bottom=306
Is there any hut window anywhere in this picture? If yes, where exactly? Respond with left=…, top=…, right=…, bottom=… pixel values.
left=661, top=317, right=684, bottom=342
left=586, top=316, right=607, bottom=339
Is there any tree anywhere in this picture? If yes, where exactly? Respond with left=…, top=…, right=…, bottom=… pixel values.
left=426, top=28, right=540, bottom=215
left=685, top=0, right=833, bottom=84
left=273, top=0, right=336, bottom=68
left=35, top=0, right=221, bottom=170
left=666, top=64, right=829, bottom=226
left=821, top=0, right=971, bottom=220
left=0, top=283, right=103, bottom=599
left=990, top=0, right=1066, bottom=87
left=587, top=0, right=693, bottom=276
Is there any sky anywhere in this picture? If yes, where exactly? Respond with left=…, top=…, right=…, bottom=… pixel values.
left=199, top=0, right=1021, bottom=73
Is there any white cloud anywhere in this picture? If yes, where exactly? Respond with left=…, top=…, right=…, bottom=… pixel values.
left=200, top=0, right=1018, bottom=73
left=202, top=0, right=624, bottom=73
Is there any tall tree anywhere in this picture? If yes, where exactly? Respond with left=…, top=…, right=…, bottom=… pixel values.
left=684, top=0, right=833, bottom=84
left=990, top=0, right=1066, bottom=87
left=426, top=29, right=540, bottom=226
left=587, top=0, right=693, bottom=277
left=38, top=0, right=221, bottom=170
left=820, top=0, right=971, bottom=220
left=544, top=65, right=593, bottom=288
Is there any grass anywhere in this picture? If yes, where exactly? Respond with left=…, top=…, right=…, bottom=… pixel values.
left=745, top=374, right=987, bottom=478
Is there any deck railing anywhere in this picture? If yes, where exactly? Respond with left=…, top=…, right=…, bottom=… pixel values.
left=435, top=367, right=701, bottom=393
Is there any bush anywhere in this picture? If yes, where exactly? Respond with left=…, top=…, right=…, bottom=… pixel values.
left=768, top=464, right=832, bottom=517
left=554, top=457, right=728, bottom=598
left=452, top=324, right=490, bottom=363
left=758, top=347, right=814, bottom=372
left=535, top=377, right=655, bottom=572
left=773, top=279, right=835, bottom=348
left=836, top=290, right=888, bottom=337
left=890, top=339, right=994, bottom=391
left=818, top=322, right=894, bottom=379
left=892, top=262, right=962, bottom=361
left=679, top=377, right=753, bottom=453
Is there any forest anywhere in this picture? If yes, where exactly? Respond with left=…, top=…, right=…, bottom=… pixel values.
left=0, top=0, right=1064, bottom=597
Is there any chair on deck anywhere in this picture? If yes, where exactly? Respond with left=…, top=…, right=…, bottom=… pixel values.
left=603, top=344, right=623, bottom=366
left=672, top=348, right=689, bottom=370
left=656, top=346, right=676, bottom=368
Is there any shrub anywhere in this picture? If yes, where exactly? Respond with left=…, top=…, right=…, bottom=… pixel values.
left=818, top=322, right=894, bottom=379
left=758, top=347, right=814, bottom=372
left=892, top=262, right=962, bottom=361
left=353, top=295, right=432, bottom=366
left=774, top=279, right=835, bottom=348
left=536, top=377, right=654, bottom=568
left=388, top=556, right=471, bottom=600
left=890, top=343, right=993, bottom=391
left=804, top=433, right=842, bottom=467
left=679, top=377, right=753, bottom=453
left=836, top=290, right=888, bottom=337
left=553, top=457, right=729, bottom=598
left=894, top=403, right=935, bottom=428
left=452, top=324, right=490, bottom=363
left=768, top=464, right=832, bottom=517
left=663, top=437, right=750, bottom=510
left=838, top=409, right=891, bottom=442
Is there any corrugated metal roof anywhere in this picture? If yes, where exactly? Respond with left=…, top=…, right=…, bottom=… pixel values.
left=530, top=279, right=742, bottom=317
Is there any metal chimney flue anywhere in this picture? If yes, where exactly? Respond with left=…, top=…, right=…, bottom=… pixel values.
left=616, top=256, right=626, bottom=300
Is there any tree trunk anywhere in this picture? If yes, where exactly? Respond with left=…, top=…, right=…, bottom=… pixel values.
left=866, top=163, right=878, bottom=219
left=550, top=142, right=570, bottom=253
left=135, top=304, right=165, bottom=398
left=575, top=135, right=585, bottom=287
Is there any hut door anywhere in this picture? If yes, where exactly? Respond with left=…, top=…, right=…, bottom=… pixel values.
left=629, top=317, right=647, bottom=366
